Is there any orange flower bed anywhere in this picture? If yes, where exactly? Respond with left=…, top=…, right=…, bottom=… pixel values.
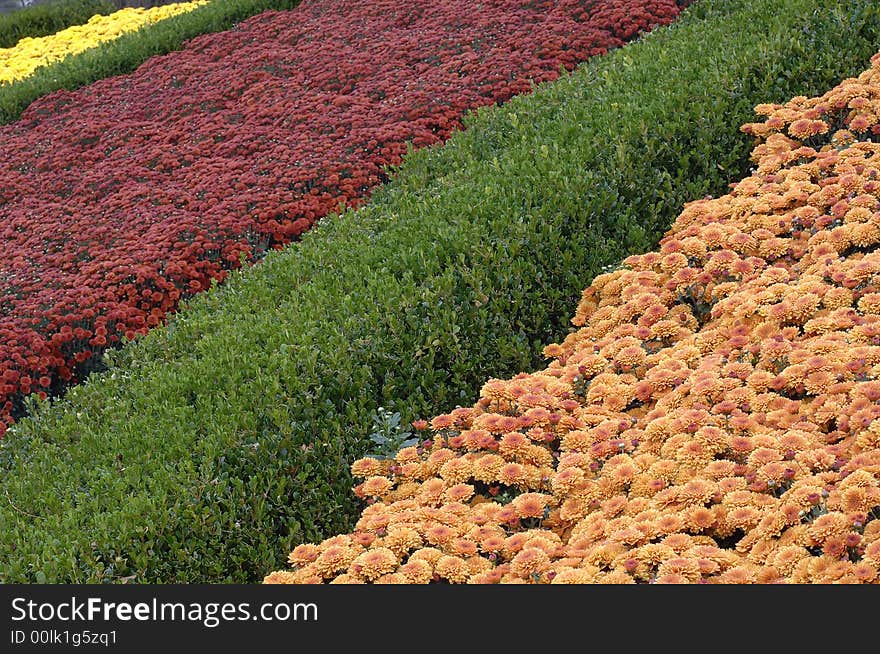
left=265, top=52, right=880, bottom=584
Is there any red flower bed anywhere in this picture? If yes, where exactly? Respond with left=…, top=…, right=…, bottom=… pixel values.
left=0, top=0, right=686, bottom=434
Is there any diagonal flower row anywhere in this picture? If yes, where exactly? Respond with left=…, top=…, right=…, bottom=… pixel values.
left=264, top=52, right=880, bottom=584
left=0, top=1, right=208, bottom=84
left=0, top=0, right=686, bottom=435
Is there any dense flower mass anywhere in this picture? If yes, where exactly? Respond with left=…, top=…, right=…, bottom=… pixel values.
left=0, top=0, right=686, bottom=436
left=265, top=52, right=880, bottom=584
left=0, top=2, right=208, bottom=84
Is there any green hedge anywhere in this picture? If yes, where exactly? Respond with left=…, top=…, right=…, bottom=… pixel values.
left=2, top=0, right=879, bottom=583
left=0, top=0, right=301, bottom=124
left=0, top=0, right=115, bottom=49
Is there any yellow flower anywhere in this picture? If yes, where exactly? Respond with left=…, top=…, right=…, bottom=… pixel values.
left=0, top=3, right=207, bottom=84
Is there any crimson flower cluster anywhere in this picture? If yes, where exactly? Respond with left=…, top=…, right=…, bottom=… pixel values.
left=0, top=0, right=685, bottom=434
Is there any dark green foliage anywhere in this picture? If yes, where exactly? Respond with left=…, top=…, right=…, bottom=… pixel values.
left=366, top=408, right=420, bottom=460
left=1, top=0, right=879, bottom=583
left=0, top=0, right=302, bottom=124
left=0, top=0, right=115, bottom=49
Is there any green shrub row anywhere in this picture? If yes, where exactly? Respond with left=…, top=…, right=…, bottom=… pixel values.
left=0, top=0, right=301, bottom=123
left=2, top=0, right=879, bottom=583
left=0, top=0, right=115, bottom=49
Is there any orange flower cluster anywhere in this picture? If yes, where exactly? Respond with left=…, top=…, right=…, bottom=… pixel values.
left=264, top=52, right=880, bottom=584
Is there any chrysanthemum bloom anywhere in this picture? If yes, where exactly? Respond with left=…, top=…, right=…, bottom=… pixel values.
left=808, top=512, right=851, bottom=546
left=395, top=446, right=421, bottom=464
left=653, top=573, right=694, bottom=584
left=350, top=548, right=398, bottom=582
left=449, top=538, right=478, bottom=557
left=439, top=458, right=473, bottom=485
left=653, top=512, right=685, bottom=535
left=424, top=448, right=456, bottom=473
left=263, top=571, right=298, bottom=584
left=424, top=524, right=457, bottom=547
left=460, top=429, right=493, bottom=450
left=471, top=453, right=505, bottom=483
left=860, top=538, right=880, bottom=569
left=313, top=545, right=359, bottom=579
left=290, top=572, right=324, bottom=584
left=373, top=573, right=408, bottom=584
left=287, top=543, right=320, bottom=567
left=852, top=562, right=878, bottom=583
left=352, top=531, right=376, bottom=548
left=684, top=506, right=717, bottom=532
left=837, top=486, right=871, bottom=514
left=443, top=483, right=475, bottom=504
left=510, top=547, right=552, bottom=580
left=361, top=476, right=394, bottom=498
left=765, top=545, right=808, bottom=578
left=512, top=493, right=551, bottom=519
left=589, top=569, right=632, bottom=584
left=550, top=568, right=597, bottom=583
left=814, top=558, right=859, bottom=583
left=384, top=526, right=423, bottom=558
left=351, top=457, right=384, bottom=478
left=661, top=533, right=697, bottom=554
left=468, top=568, right=506, bottom=584
left=389, top=480, right=422, bottom=501
left=494, top=503, right=518, bottom=526
left=715, top=565, right=758, bottom=584
left=335, top=563, right=365, bottom=583
left=607, top=527, right=646, bottom=548
left=465, top=556, right=495, bottom=577
left=435, top=555, right=471, bottom=584
left=407, top=547, right=444, bottom=568
left=522, top=531, right=563, bottom=555
left=468, top=502, right=502, bottom=527
left=357, top=504, right=391, bottom=533
left=417, top=478, right=447, bottom=504
left=430, top=414, right=456, bottom=431
left=498, top=462, right=527, bottom=486
left=552, top=466, right=587, bottom=495
left=600, top=495, right=629, bottom=518
left=398, top=559, right=433, bottom=584
left=321, top=534, right=356, bottom=549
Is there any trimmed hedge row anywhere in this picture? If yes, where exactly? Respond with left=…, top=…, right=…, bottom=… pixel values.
left=2, top=0, right=879, bottom=583
left=0, top=0, right=114, bottom=49
left=0, top=0, right=301, bottom=123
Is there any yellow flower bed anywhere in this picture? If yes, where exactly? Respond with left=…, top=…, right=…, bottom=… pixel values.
left=265, top=51, right=880, bottom=584
left=0, top=1, right=207, bottom=84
